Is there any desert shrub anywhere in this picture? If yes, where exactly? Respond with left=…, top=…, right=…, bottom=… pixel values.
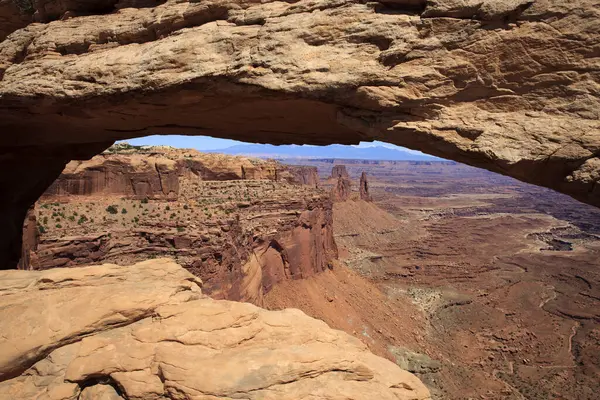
left=121, top=208, right=127, bottom=214
left=68, top=215, right=75, bottom=222
left=141, top=198, right=149, bottom=204
left=55, top=224, right=62, bottom=229
left=183, top=204, right=189, bottom=210
left=133, top=217, right=139, bottom=223
left=77, top=215, right=88, bottom=225
left=106, top=205, right=118, bottom=214
left=170, top=213, right=176, bottom=219
left=165, top=205, right=170, bottom=211
left=177, top=226, right=185, bottom=232
left=37, top=225, right=46, bottom=234
left=43, top=216, right=48, bottom=224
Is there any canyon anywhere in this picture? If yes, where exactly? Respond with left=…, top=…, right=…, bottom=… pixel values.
left=285, top=158, right=600, bottom=399
left=14, top=145, right=600, bottom=399
left=0, top=0, right=599, bottom=398
left=30, top=145, right=332, bottom=304
left=0, top=258, right=430, bottom=400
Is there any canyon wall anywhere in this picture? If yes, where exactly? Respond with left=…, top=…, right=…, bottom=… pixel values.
left=32, top=150, right=336, bottom=304
left=43, top=148, right=319, bottom=199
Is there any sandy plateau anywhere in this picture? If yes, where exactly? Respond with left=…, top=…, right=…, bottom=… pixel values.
left=23, top=147, right=600, bottom=400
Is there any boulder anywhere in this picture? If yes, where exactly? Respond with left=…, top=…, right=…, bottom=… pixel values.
left=0, top=259, right=430, bottom=400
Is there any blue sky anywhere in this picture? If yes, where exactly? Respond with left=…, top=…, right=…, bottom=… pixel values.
left=125, top=135, right=426, bottom=154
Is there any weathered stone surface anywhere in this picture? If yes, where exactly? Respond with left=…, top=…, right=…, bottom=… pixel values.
left=331, top=165, right=350, bottom=179
left=0, top=0, right=599, bottom=268
left=332, top=176, right=352, bottom=202
left=44, top=146, right=320, bottom=199
left=360, top=171, right=373, bottom=202
left=0, top=259, right=430, bottom=400
left=284, top=164, right=320, bottom=187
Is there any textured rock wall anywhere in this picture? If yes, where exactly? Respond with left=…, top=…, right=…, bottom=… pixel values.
left=242, top=202, right=338, bottom=304
left=331, top=165, right=350, bottom=179
left=45, top=156, right=180, bottom=199
left=360, top=171, right=372, bottom=202
left=43, top=151, right=321, bottom=200
left=0, top=259, right=431, bottom=399
left=283, top=165, right=320, bottom=187
left=33, top=178, right=338, bottom=304
left=331, top=176, right=352, bottom=202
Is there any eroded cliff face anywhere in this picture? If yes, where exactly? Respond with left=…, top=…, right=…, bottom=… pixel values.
left=360, top=171, right=373, bottom=201
left=0, top=259, right=431, bottom=400
left=33, top=149, right=337, bottom=304
left=44, top=147, right=319, bottom=199
left=0, top=0, right=598, bottom=268
left=282, top=165, right=320, bottom=187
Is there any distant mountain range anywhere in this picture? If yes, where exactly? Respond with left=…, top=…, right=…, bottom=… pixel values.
left=209, top=144, right=440, bottom=161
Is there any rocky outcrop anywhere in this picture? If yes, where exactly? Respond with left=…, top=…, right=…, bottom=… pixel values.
left=33, top=176, right=337, bottom=304
left=360, top=171, right=373, bottom=202
left=0, top=259, right=431, bottom=399
left=45, top=155, right=179, bottom=199
left=283, top=165, right=320, bottom=187
left=331, top=165, right=350, bottom=179
left=241, top=203, right=338, bottom=304
left=332, top=176, right=352, bottom=202
left=44, top=148, right=321, bottom=200
left=1, top=0, right=599, bottom=208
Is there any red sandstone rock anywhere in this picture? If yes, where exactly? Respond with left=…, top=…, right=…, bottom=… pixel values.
left=331, top=165, right=349, bottom=179
left=360, top=171, right=372, bottom=202
left=331, top=176, right=352, bottom=202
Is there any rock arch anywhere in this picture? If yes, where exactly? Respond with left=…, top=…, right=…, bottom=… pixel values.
left=0, top=0, right=598, bottom=268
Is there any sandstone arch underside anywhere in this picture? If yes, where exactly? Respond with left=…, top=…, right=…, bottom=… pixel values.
left=0, top=0, right=599, bottom=268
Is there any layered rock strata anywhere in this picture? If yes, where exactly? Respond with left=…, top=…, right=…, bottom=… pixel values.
left=331, top=165, right=350, bottom=180
left=360, top=171, right=373, bottom=201
left=34, top=153, right=337, bottom=304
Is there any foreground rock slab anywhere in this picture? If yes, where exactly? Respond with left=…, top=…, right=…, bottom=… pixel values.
left=0, top=259, right=430, bottom=400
